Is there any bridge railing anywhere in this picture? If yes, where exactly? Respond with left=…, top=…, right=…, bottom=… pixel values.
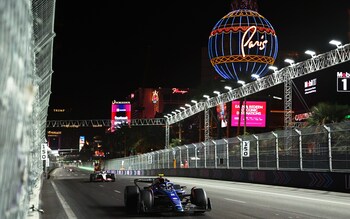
left=102, top=121, right=350, bottom=173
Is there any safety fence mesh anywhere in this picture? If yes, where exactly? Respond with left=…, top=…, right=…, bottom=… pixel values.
left=101, top=121, right=350, bottom=173
left=0, top=0, right=55, bottom=218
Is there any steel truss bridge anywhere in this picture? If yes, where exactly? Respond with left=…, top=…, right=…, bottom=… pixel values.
left=46, top=118, right=166, bottom=128
left=47, top=43, right=350, bottom=148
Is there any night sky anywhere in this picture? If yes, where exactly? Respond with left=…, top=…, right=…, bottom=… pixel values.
left=50, top=0, right=350, bottom=119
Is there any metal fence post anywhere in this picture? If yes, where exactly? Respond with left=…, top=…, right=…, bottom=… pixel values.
left=224, top=139, right=229, bottom=168
left=193, top=143, right=198, bottom=168
left=272, top=132, right=279, bottom=170
left=324, top=125, right=333, bottom=172
left=295, top=129, right=303, bottom=170
left=185, top=145, right=189, bottom=166
left=237, top=137, right=243, bottom=169
left=213, top=140, right=217, bottom=168
left=253, top=135, right=259, bottom=170
left=202, top=142, right=207, bottom=168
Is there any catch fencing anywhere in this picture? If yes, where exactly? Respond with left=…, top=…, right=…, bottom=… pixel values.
left=104, top=121, right=350, bottom=173
left=0, top=0, right=55, bottom=218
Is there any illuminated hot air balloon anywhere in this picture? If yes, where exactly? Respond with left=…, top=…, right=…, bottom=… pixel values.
left=208, top=0, right=278, bottom=81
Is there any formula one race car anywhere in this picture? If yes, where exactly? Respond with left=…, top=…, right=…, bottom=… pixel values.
left=124, top=174, right=211, bottom=215
left=90, top=170, right=115, bottom=182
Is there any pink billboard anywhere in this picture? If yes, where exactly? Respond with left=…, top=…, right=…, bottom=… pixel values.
left=111, top=101, right=131, bottom=132
left=231, top=101, right=266, bottom=127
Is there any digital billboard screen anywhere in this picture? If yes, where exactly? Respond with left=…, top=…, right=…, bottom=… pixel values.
left=111, top=101, right=131, bottom=132
left=79, top=136, right=85, bottom=152
left=231, top=101, right=266, bottom=127
left=216, top=102, right=228, bottom=128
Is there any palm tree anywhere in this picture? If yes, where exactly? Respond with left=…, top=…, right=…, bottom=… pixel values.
left=306, top=102, right=350, bottom=126
left=168, top=138, right=182, bottom=148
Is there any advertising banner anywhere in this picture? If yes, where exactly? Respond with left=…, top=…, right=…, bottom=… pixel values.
left=111, top=101, right=131, bottom=132
left=231, top=101, right=266, bottom=127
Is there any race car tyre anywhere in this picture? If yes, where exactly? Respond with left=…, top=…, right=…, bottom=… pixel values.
left=191, top=188, right=207, bottom=212
left=140, top=190, right=154, bottom=212
left=110, top=174, right=116, bottom=182
left=124, top=186, right=140, bottom=213
left=89, top=174, right=95, bottom=182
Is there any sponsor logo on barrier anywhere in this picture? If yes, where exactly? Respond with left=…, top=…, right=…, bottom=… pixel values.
left=41, top=143, right=48, bottom=160
left=337, top=72, right=350, bottom=92
left=242, top=141, right=250, bottom=157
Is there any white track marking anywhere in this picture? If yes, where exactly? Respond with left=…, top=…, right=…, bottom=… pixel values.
left=51, top=181, right=77, bottom=219
left=224, top=198, right=246, bottom=203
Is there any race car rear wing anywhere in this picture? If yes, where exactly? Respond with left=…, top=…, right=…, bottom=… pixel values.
left=133, top=178, right=154, bottom=190
left=134, top=178, right=154, bottom=184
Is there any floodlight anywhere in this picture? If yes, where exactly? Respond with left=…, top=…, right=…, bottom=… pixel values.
left=237, top=80, right=246, bottom=86
left=329, top=40, right=342, bottom=48
left=305, top=50, right=316, bottom=58
left=251, top=74, right=260, bottom=80
left=269, top=66, right=278, bottom=72
left=284, top=58, right=294, bottom=65
left=213, top=91, right=220, bottom=96
left=224, top=86, right=232, bottom=90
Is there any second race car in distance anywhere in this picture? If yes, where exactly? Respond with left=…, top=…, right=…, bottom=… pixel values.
left=90, top=170, right=115, bottom=182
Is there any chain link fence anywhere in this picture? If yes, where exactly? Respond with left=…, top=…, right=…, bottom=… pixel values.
left=102, top=121, right=350, bottom=173
left=0, top=0, right=55, bottom=218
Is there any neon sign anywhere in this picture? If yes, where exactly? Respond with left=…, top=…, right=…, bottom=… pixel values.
left=241, top=26, right=268, bottom=57
left=172, top=88, right=189, bottom=94
left=208, top=9, right=278, bottom=81
left=151, top=90, right=159, bottom=103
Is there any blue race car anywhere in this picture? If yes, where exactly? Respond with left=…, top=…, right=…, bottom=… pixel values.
left=124, top=174, right=211, bottom=215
